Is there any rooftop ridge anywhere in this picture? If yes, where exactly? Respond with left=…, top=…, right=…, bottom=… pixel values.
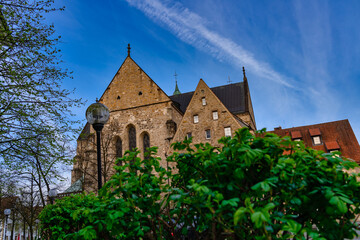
left=270, top=119, right=350, bottom=131
left=169, top=81, right=243, bottom=97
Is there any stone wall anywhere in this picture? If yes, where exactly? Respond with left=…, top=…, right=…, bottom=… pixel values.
left=172, top=79, right=243, bottom=148
left=73, top=56, right=184, bottom=191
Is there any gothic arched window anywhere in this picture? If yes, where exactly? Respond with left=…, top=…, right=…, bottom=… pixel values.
left=143, top=133, right=150, bottom=159
left=115, top=137, right=122, bottom=165
left=129, top=126, right=136, bottom=151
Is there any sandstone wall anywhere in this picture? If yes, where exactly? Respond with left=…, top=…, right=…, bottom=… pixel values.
left=172, top=79, right=243, bottom=148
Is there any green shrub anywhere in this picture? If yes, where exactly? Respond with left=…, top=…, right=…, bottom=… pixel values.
left=39, top=128, right=360, bottom=239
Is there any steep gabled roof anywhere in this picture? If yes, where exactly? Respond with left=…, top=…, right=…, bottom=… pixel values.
left=169, top=82, right=246, bottom=114
left=99, top=55, right=171, bottom=112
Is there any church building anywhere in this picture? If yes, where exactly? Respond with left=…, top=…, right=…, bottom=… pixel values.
left=70, top=45, right=256, bottom=192
left=68, top=45, right=360, bottom=193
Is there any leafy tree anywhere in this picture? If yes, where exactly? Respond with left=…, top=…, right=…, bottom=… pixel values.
left=0, top=0, right=82, bottom=208
left=0, top=0, right=82, bottom=166
left=39, top=128, right=360, bottom=239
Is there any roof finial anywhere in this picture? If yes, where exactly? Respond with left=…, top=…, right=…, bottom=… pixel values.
left=227, top=76, right=232, bottom=84
left=242, top=66, right=247, bottom=82
left=127, top=43, right=131, bottom=57
left=96, top=98, right=99, bottom=103
left=173, top=71, right=181, bottom=95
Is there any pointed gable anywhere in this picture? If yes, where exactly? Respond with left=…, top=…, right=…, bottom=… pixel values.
left=172, top=79, right=246, bottom=146
left=99, top=56, right=171, bottom=111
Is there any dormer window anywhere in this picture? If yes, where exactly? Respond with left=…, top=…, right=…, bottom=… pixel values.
left=325, top=141, right=340, bottom=153
left=202, top=97, right=206, bottom=106
left=291, top=131, right=302, bottom=141
left=309, top=128, right=322, bottom=145
left=193, top=115, right=199, bottom=123
left=312, top=136, right=321, bottom=145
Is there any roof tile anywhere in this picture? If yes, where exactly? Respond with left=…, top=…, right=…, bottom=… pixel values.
left=170, top=82, right=245, bottom=114
left=291, top=131, right=302, bottom=139
left=325, top=141, right=340, bottom=151
left=309, top=128, right=321, bottom=136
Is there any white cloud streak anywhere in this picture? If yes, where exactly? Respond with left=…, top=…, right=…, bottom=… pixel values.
left=125, top=0, right=294, bottom=88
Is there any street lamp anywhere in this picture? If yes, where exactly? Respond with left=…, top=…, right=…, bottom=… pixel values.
left=3, top=209, right=11, bottom=240
left=48, top=188, right=58, bottom=205
left=35, top=219, right=40, bottom=240
left=86, top=99, right=110, bottom=190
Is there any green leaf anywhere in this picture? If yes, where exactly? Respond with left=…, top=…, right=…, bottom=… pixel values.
left=221, top=198, right=239, bottom=207
left=339, top=196, right=353, bottom=205
left=263, top=202, right=275, bottom=211
left=170, top=194, right=182, bottom=200
left=329, top=196, right=348, bottom=213
left=234, top=207, right=247, bottom=225
left=251, top=211, right=267, bottom=228
left=290, top=197, right=301, bottom=205
left=282, top=220, right=302, bottom=234
left=251, top=182, right=262, bottom=191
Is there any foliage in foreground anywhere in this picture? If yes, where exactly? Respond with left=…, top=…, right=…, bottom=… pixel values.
left=39, top=128, right=360, bottom=239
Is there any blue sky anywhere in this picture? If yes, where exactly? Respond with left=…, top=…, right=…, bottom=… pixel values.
left=50, top=0, right=360, bottom=140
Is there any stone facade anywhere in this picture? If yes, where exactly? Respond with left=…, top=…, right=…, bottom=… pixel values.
left=71, top=51, right=256, bottom=192
left=171, top=79, right=246, bottom=147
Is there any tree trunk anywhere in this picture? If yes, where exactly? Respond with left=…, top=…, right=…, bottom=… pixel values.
left=23, top=219, right=25, bottom=240
left=10, top=211, right=15, bottom=240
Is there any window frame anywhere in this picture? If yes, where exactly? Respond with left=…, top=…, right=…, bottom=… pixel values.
left=202, top=97, right=206, bottom=106
left=143, top=133, right=150, bottom=160
left=193, top=115, right=199, bottom=123
left=224, top=127, right=231, bottom=137
left=212, top=111, right=218, bottom=120
left=205, top=129, right=211, bottom=139
left=312, top=135, right=322, bottom=145
left=128, top=126, right=136, bottom=151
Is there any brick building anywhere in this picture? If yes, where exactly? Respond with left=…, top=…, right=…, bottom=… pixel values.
left=269, top=120, right=360, bottom=163
left=71, top=46, right=256, bottom=192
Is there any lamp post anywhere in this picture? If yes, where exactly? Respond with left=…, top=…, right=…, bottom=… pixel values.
left=35, top=219, right=40, bottom=240
left=3, top=209, right=11, bottom=240
left=86, top=99, right=110, bottom=190
left=48, top=188, right=58, bottom=205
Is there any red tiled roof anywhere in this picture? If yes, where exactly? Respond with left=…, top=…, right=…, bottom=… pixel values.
left=309, top=128, right=321, bottom=136
left=266, top=119, right=360, bottom=163
left=325, top=141, right=340, bottom=151
left=291, top=131, right=302, bottom=139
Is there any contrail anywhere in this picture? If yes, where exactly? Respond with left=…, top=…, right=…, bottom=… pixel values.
left=125, top=0, right=294, bottom=88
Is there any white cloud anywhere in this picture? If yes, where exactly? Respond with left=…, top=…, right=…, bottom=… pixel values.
left=125, top=0, right=295, bottom=88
